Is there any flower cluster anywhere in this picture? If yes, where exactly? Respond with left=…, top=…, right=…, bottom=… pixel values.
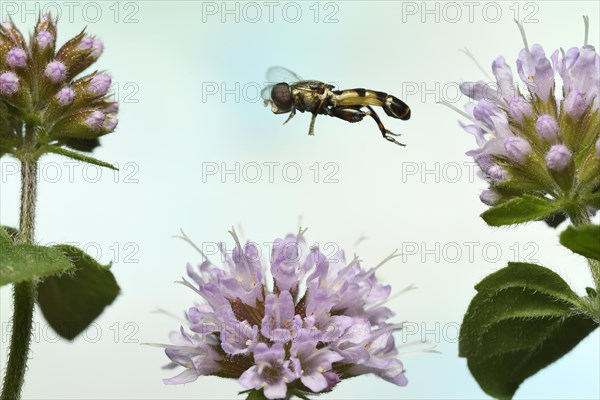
left=457, top=19, right=599, bottom=222
left=0, top=14, right=118, bottom=157
left=161, top=230, right=407, bottom=399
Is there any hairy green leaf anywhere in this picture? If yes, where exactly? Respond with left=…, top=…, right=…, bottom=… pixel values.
left=37, top=244, right=120, bottom=340
left=38, top=145, right=117, bottom=170
left=0, top=243, right=74, bottom=286
left=560, top=224, right=600, bottom=261
left=460, top=262, right=598, bottom=399
left=481, top=195, right=560, bottom=227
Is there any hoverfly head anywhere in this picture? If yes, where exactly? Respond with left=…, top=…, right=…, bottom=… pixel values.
left=271, top=82, right=292, bottom=112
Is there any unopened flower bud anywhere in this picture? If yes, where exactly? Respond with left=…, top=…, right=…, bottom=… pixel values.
left=77, top=36, right=94, bottom=51
left=55, top=87, right=74, bottom=106
left=487, top=165, right=509, bottom=182
left=480, top=189, right=501, bottom=206
left=87, top=74, right=111, bottom=96
left=102, top=114, right=118, bottom=131
left=104, top=102, right=119, bottom=113
left=508, top=97, right=533, bottom=125
left=85, top=110, right=105, bottom=129
left=596, top=138, right=600, bottom=157
left=6, top=47, right=27, bottom=68
left=564, top=89, right=587, bottom=119
left=535, top=114, right=560, bottom=143
left=91, top=38, right=103, bottom=58
left=36, top=30, right=54, bottom=50
left=504, top=136, right=532, bottom=164
left=545, top=144, right=572, bottom=172
left=45, top=61, right=67, bottom=83
left=0, top=71, right=19, bottom=95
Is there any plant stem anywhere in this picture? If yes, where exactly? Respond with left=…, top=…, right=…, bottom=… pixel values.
left=567, top=208, right=600, bottom=302
left=1, top=136, right=38, bottom=399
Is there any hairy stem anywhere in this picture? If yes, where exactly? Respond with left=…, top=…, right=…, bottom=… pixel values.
left=568, top=208, right=600, bottom=302
left=1, top=129, right=38, bottom=400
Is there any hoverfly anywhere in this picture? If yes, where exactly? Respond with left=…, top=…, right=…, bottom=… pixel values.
left=261, top=67, right=411, bottom=146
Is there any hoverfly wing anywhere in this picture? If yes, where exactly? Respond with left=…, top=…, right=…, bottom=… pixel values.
left=262, top=66, right=304, bottom=100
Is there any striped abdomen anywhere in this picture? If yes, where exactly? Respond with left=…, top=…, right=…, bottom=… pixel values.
left=332, top=88, right=411, bottom=120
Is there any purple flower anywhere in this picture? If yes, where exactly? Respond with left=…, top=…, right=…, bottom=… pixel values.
left=159, top=230, right=409, bottom=398
left=516, top=44, right=555, bottom=101
left=535, top=114, right=560, bottom=143
left=87, top=73, right=111, bottom=96
left=261, top=291, right=302, bottom=342
left=104, top=102, right=119, bottom=113
left=508, top=97, right=533, bottom=125
left=55, top=87, right=75, bottom=106
left=239, top=343, right=298, bottom=399
left=504, top=136, right=532, bottom=164
left=546, top=144, right=572, bottom=172
left=455, top=19, right=599, bottom=215
left=564, top=89, right=587, bottom=119
left=290, top=337, right=343, bottom=392
left=0, top=72, right=19, bottom=95
left=7, top=48, right=27, bottom=68
left=44, top=61, right=67, bottom=83
left=36, top=30, right=54, bottom=50
left=162, top=327, right=222, bottom=385
left=480, top=189, right=500, bottom=206
left=85, top=110, right=105, bottom=129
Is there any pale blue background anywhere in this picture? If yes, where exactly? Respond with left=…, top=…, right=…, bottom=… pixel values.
left=1, top=1, right=599, bottom=399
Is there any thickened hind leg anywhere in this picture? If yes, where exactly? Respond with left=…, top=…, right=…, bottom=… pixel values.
left=326, top=106, right=367, bottom=123
left=366, top=106, right=406, bottom=147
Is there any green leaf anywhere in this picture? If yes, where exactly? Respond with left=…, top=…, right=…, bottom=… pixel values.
left=244, top=390, right=268, bottom=400
left=0, top=243, right=74, bottom=286
left=38, top=145, right=118, bottom=170
left=460, top=262, right=598, bottom=399
left=481, top=195, right=561, bottom=227
left=1, top=226, right=18, bottom=243
left=0, top=226, right=13, bottom=246
left=560, top=224, right=600, bottom=261
left=37, top=244, right=120, bottom=340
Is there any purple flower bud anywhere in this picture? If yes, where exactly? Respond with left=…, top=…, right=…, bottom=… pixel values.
left=595, top=138, right=600, bottom=157
left=91, top=38, right=103, bottom=58
left=487, top=165, right=509, bottom=182
left=545, top=144, right=572, bottom=171
left=44, top=61, right=67, bottom=83
left=102, top=114, right=118, bottom=131
left=474, top=152, right=494, bottom=173
left=480, top=189, right=500, bottom=206
left=87, top=74, right=111, bottom=96
left=0, top=72, right=19, bottom=95
left=36, top=30, right=54, bottom=50
left=535, top=114, right=560, bottom=143
left=85, top=111, right=105, bottom=129
left=563, top=89, right=587, bottom=119
left=77, top=36, right=94, bottom=50
left=55, top=87, right=75, bottom=106
left=504, top=136, right=532, bottom=164
left=6, top=47, right=27, bottom=68
left=508, top=97, right=533, bottom=125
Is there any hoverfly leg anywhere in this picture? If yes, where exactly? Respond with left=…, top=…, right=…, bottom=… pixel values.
left=283, top=107, right=296, bottom=125
left=366, top=106, right=406, bottom=147
left=327, top=107, right=366, bottom=123
left=308, top=113, right=318, bottom=136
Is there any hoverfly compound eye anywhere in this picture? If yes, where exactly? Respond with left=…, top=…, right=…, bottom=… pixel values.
left=271, top=83, right=292, bottom=111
